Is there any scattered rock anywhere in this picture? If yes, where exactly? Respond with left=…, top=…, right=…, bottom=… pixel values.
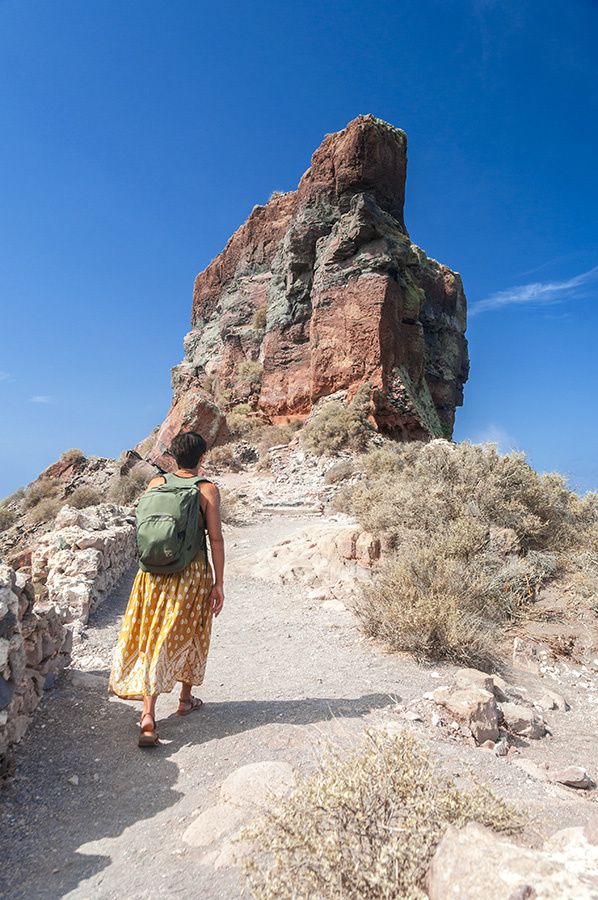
left=552, top=766, right=594, bottom=790
left=512, top=758, right=549, bottom=782
left=67, top=774, right=79, bottom=786
left=494, top=739, right=509, bottom=757
left=432, top=686, right=499, bottom=744
left=536, top=690, right=570, bottom=712
left=512, top=637, right=548, bottom=675
left=500, top=702, right=547, bottom=739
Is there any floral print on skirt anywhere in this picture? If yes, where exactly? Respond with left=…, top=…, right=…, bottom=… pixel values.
left=109, top=552, right=214, bottom=699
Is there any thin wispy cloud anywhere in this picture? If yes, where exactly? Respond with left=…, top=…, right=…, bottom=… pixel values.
left=29, top=395, right=53, bottom=404
left=0, top=371, right=14, bottom=382
left=466, top=424, right=520, bottom=454
left=471, top=265, right=598, bottom=317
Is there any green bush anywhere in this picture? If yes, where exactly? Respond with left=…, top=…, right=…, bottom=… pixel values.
left=227, top=403, right=265, bottom=439
left=243, top=730, right=522, bottom=900
left=1, top=487, right=25, bottom=507
left=67, top=485, right=103, bottom=508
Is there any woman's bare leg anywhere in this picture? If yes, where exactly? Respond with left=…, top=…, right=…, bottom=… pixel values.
left=141, top=694, right=157, bottom=729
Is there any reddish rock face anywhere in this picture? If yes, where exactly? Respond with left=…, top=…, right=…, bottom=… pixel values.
left=139, top=114, right=468, bottom=462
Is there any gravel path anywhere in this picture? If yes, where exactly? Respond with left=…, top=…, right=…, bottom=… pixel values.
left=1, top=513, right=596, bottom=899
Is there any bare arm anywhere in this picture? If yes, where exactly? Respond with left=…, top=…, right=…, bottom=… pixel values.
left=202, top=482, right=225, bottom=615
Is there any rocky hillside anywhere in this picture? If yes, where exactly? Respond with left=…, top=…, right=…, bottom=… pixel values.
left=137, top=115, right=469, bottom=471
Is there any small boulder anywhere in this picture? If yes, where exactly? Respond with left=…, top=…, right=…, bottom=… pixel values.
left=512, top=637, right=547, bottom=674
left=501, top=702, right=547, bottom=739
left=536, top=690, right=570, bottom=712
left=552, top=766, right=594, bottom=790
left=432, top=686, right=499, bottom=744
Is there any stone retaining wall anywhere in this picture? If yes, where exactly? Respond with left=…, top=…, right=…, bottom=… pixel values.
left=0, top=565, right=70, bottom=777
left=31, top=503, right=137, bottom=637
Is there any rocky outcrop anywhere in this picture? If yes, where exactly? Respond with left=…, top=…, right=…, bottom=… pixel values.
left=139, top=115, right=468, bottom=468
left=31, top=504, right=137, bottom=634
left=0, top=565, right=70, bottom=776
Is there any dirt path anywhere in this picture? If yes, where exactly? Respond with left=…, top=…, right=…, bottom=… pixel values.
left=1, top=512, right=596, bottom=899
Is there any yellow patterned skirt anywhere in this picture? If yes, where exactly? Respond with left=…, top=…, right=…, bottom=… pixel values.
left=108, top=552, right=214, bottom=699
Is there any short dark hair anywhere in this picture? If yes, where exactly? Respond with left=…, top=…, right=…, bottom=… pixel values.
left=169, top=431, right=207, bottom=468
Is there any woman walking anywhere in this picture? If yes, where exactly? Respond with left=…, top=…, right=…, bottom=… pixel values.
left=109, top=431, right=225, bottom=746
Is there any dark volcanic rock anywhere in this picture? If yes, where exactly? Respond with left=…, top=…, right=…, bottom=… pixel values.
left=139, top=115, right=469, bottom=465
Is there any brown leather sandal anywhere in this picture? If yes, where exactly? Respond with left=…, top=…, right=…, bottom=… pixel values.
left=176, top=696, right=203, bottom=717
left=138, top=712, right=159, bottom=747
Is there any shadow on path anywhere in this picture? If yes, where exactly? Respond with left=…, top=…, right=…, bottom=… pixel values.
left=0, top=682, right=397, bottom=899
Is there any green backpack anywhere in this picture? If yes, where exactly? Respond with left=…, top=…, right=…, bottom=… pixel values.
left=135, top=473, right=210, bottom=574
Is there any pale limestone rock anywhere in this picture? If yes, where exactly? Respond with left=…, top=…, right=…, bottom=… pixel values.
left=427, top=822, right=598, bottom=899
left=552, top=766, right=594, bottom=790
left=501, top=701, right=547, bottom=739
left=220, top=760, right=295, bottom=810
left=432, top=686, right=499, bottom=744
left=182, top=802, right=245, bottom=848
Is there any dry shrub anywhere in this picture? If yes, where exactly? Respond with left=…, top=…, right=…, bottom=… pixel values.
left=243, top=730, right=522, bottom=900
left=227, top=403, right=265, bottom=439
left=26, top=496, right=62, bottom=525
left=236, top=360, right=263, bottom=388
left=107, top=469, right=148, bottom=505
left=256, top=423, right=300, bottom=451
left=61, top=448, right=86, bottom=464
left=24, top=479, right=61, bottom=510
left=67, top=485, right=102, bottom=508
left=1, top=487, right=25, bottom=507
left=324, top=459, right=355, bottom=484
left=219, top=487, right=243, bottom=524
left=206, top=444, right=244, bottom=473
left=337, top=442, right=598, bottom=553
left=251, top=306, right=267, bottom=330
left=301, top=385, right=374, bottom=458
left=333, top=441, right=596, bottom=665
left=0, top=508, right=15, bottom=532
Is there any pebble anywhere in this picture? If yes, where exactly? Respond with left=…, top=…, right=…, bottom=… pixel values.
left=67, top=775, right=79, bottom=786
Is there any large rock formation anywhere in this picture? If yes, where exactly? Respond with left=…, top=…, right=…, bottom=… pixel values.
left=140, top=115, right=469, bottom=468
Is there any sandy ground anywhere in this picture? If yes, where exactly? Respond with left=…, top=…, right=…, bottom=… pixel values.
left=1, top=512, right=596, bottom=899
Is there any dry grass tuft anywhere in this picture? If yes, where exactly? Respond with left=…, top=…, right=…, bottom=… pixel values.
left=67, top=485, right=103, bottom=509
left=219, top=487, right=243, bottom=525
left=107, top=469, right=148, bottom=505
left=333, top=441, right=597, bottom=666
left=324, top=459, right=355, bottom=484
left=23, top=479, right=61, bottom=510
left=205, top=444, right=244, bottom=473
left=26, top=496, right=62, bottom=525
left=0, top=508, right=15, bottom=532
left=243, top=730, right=522, bottom=900
left=60, top=448, right=86, bottom=464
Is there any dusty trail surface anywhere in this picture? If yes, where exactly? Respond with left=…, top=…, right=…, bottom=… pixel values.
left=1, top=511, right=596, bottom=899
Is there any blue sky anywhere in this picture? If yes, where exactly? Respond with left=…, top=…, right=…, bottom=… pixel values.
left=1, top=0, right=596, bottom=497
